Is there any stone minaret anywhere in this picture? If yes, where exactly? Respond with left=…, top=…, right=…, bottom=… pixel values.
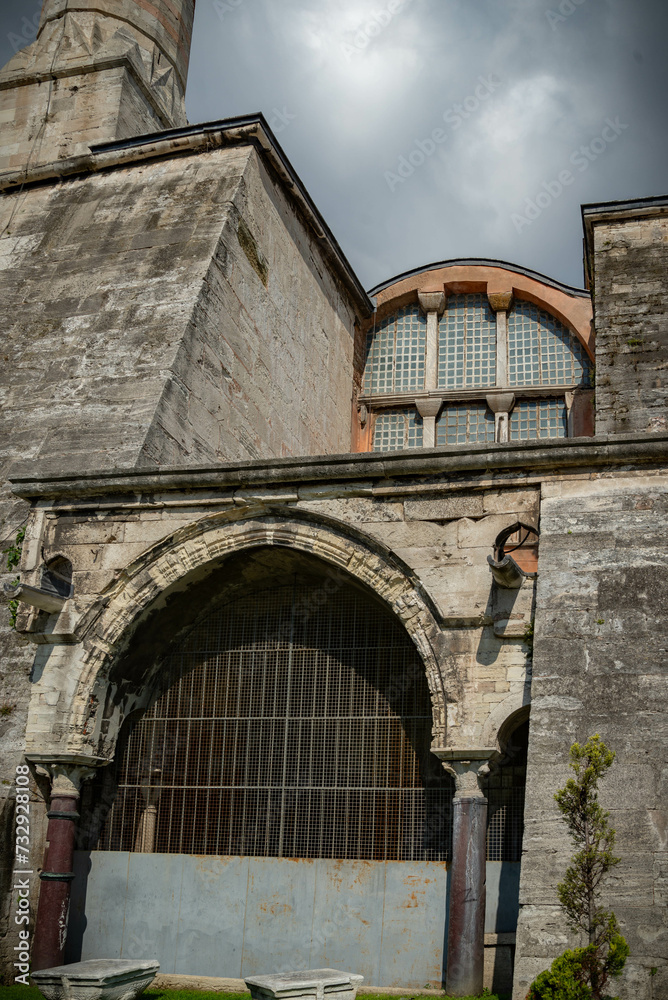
left=0, top=0, right=196, bottom=172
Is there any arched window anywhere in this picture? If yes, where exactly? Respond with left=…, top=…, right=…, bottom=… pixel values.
left=507, top=301, right=590, bottom=387
left=362, top=290, right=592, bottom=452
left=96, top=574, right=452, bottom=861
left=437, top=293, right=496, bottom=388
left=364, top=304, right=426, bottom=394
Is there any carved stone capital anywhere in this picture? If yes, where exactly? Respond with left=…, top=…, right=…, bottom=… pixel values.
left=485, top=392, right=516, bottom=414
left=431, top=749, right=495, bottom=798
left=26, top=753, right=106, bottom=799
left=415, top=396, right=443, bottom=419
left=487, top=291, right=513, bottom=313
left=418, top=291, right=446, bottom=317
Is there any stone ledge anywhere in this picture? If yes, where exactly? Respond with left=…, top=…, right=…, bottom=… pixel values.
left=9, top=432, right=668, bottom=501
left=484, top=932, right=517, bottom=946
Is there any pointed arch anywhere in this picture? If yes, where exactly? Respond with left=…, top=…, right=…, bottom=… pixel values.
left=68, top=506, right=449, bottom=760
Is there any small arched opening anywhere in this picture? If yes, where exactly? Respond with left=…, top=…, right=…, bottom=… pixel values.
left=481, top=713, right=529, bottom=994
left=41, top=555, right=73, bottom=598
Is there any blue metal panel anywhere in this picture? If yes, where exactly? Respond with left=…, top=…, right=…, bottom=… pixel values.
left=485, top=862, right=521, bottom=933
left=379, top=862, right=447, bottom=987
left=73, top=854, right=520, bottom=987
left=310, top=860, right=386, bottom=985
left=65, top=851, right=93, bottom=963
left=241, top=858, right=317, bottom=978
left=122, top=852, right=185, bottom=970
left=77, top=851, right=130, bottom=962
left=176, top=856, right=249, bottom=976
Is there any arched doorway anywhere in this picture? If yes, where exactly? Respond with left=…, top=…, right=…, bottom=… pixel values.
left=73, top=548, right=454, bottom=986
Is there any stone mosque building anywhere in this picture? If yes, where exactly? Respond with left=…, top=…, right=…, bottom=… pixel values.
left=0, top=2, right=666, bottom=998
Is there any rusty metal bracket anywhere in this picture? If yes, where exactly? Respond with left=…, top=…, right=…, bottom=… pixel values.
left=488, top=521, right=538, bottom=588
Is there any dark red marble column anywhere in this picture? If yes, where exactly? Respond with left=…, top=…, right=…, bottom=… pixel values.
left=434, top=754, right=492, bottom=998
left=31, top=761, right=97, bottom=971
left=446, top=790, right=488, bottom=996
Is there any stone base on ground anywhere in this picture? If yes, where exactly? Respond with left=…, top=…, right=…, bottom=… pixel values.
left=31, top=959, right=159, bottom=1000
left=245, top=970, right=364, bottom=1000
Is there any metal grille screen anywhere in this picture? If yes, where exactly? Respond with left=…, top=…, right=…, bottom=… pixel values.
left=485, top=720, right=528, bottom=862
left=98, top=583, right=454, bottom=861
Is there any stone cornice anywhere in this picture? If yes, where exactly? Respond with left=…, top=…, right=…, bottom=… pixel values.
left=8, top=432, right=668, bottom=501
left=0, top=114, right=373, bottom=317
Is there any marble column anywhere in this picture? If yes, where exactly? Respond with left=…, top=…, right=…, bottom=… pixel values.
left=486, top=391, right=516, bottom=443
left=433, top=751, right=493, bottom=997
left=29, top=756, right=101, bottom=971
left=416, top=396, right=443, bottom=448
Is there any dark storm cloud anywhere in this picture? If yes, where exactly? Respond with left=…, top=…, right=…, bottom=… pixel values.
left=2, top=0, right=667, bottom=289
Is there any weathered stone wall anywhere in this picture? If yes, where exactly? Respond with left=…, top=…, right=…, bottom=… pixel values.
left=591, top=210, right=668, bottom=435
left=0, top=457, right=538, bottom=985
left=0, top=141, right=358, bottom=538
left=0, top=64, right=167, bottom=174
left=513, top=472, right=668, bottom=1000
left=0, top=135, right=360, bottom=977
left=13, top=477, right=534, bottom=760
left=140, top=148, right=359, bottom=465
left=5, top=435, right=668, bottom=987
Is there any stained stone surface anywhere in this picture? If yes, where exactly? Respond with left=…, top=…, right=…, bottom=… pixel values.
left=589, top=206, right=668, bottom=435
left=31, top=958, right=159, bottom=1000
left=513, top=474, right=668, bottom=1000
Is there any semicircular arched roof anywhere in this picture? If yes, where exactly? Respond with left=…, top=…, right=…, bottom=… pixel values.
left=366, top=258, right=593, bottom=355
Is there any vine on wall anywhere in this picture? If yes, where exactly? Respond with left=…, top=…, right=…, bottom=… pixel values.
left=3, top=526, right=25, bottom=629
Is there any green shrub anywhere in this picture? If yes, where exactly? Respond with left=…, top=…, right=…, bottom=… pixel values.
left=528, top=735, right=629, bottom=1000
left=527, top=937, right=629, bottom=999
left=528, top=947, right=594, bottom=998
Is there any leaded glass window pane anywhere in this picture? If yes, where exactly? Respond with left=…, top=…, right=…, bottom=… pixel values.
left=507, top=301, right=591, bottom=387
left=437, top=294, right=496, bottom=389
left=364, top=306, right=426, bottom=394
left=373, top=409, right=423, bottom=452
left=509, top=399, right=567, bottom=440
left=436, top=403, right=495, bottom=445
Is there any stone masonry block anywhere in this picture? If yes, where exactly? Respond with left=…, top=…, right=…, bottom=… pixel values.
left=458, top=513, right=526, bottom=549
left=296, top=498, right=403, bottom=523
left=482, top=488, right=540, bottom=518
left=405, top=494, right=484, bottom=520
left=359, top=519, right=454, bottom=550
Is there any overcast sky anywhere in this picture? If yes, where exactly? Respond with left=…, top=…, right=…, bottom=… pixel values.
left=2, top=0, right=667, bottom=290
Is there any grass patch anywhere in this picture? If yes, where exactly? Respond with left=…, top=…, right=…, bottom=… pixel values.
left=0, top=987, right=508, bottom=1000
left=0, top=990, right=43, bottom=999
left=143, top=991, right=507, bottom=1000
